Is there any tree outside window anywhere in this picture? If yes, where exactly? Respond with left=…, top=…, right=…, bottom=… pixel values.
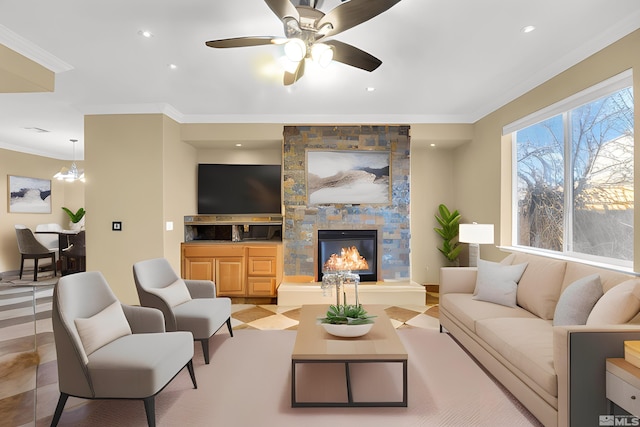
left=515, top=86, right=634, bottom=265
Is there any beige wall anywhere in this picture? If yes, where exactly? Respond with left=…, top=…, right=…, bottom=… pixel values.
left=409, top=124, right=473, bottom=284
left=410, top=146, right=456, bottom=283
left=457, top=29, right=640, bottom=266
left=0, top=148, right=84, bottom=272
left=197, top=147, right=282, bottom=165
left=162, top=116, right=197, bottom=273
left=85, top=114, right=197, bottom=304
left=0, top=43, right=54, bottom=93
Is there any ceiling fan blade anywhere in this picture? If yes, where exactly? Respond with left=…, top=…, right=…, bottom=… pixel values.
left=325, top=40, right=382, bottom=72
left=264, top=0, right=300, bottom=22
left=284, top=60, right=305, bottom=85
left=206, top=36, right=280, bottom=48
left=317, top=0, right=401, bottom=38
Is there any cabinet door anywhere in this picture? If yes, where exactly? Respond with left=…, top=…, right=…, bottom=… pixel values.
left=215, top=257, right=245, bottom=296
left=247, top=257, right=277, bottom=276
left=248, top=277, right=276, bottom=296
left=184, top=258, right=214, bottom=281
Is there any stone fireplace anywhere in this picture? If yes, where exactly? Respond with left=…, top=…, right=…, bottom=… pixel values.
left=317, top=229, right=378, bottom=282
left=282, top=125, right=411, bottom=281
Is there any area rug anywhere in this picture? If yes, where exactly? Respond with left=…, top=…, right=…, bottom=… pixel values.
left=44, top=329, right=542, bottom=426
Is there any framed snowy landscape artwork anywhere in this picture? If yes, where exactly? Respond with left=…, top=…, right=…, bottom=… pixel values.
left=306, top=150, right=391, bottom=205
left=8, top=175, right=52, bottom=213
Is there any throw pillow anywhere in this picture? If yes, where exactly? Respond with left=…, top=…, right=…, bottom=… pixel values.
left=586, top=279, right=640, bottom=325
left=74, top=301, right=132, bottom=356
left=149, top=279, right=192, bottom=307
left=552, top=274, right=602, bottom=326
left=473, top=259, right=528, bottom=307
left=516, top=256, right=566, bottom=320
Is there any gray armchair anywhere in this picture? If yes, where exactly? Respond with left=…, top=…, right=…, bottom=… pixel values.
left=15, top=225, right=56, bottom=281
left=133, top=257, right=233, bottom=364
left=51, top=271, right=197, bottom=427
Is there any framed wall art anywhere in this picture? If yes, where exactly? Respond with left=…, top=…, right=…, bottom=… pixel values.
left=8, top=175, right=52, bottom=213
left=306, top=150, right=391, bottom=205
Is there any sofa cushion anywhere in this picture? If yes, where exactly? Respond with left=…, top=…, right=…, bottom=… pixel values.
left=476, top=317, right=557, bottom=397
left=553, top=274, right=602, bottom=326
left=441, top=293, right=538, bottom=333
left=587, top=279, right=640, bottom=325
left=148, top=279, right=192, bottom=307
left=473, top=259, right=528, bottom=307
left=562, top=261, right=633, bottom=293
left=499, top=253, right=516, bottom=265
left=514, top=254, right=566, bottom=320
left=74, top=301, right=132, bottom=356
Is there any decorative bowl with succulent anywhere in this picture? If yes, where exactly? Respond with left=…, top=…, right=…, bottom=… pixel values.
left=319, top=304, right=376, bottom=325
left=319, top=305, right=376, bottom=337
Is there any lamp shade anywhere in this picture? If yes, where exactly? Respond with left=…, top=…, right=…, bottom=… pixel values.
left=459, top=223, right=494, bottom=244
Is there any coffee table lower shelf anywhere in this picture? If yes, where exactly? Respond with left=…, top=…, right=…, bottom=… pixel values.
left=291, top=359, right=408, bottom=407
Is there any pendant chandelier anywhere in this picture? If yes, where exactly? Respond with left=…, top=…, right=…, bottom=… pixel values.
left=54, top=139, right=85, bottom=182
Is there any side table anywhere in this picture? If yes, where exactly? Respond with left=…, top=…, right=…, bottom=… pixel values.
left=606, top=358, right=640, bottom=416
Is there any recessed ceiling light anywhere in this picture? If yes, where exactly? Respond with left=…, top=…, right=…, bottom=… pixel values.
left=168, top=64, right=177, bottom=70
left=235, top=143, right=242, bottom=147
left=521, top=25, right=536, bottom=33
left=430, top=143, right=436, bottom=147
left=366, top=87, right=375, bottom=92
left=138, top=30, right=153, bottom=38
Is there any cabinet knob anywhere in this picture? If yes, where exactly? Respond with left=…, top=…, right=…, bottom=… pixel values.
left=632, top=395, right=637, bottom=400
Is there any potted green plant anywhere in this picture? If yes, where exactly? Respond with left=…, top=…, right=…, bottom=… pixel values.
left=434, top=204, right=462, bottom=265
left=62, top=207, right=86, bottom=231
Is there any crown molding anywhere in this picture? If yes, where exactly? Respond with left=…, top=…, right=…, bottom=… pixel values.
left=0, top=24, right=73, bottom=73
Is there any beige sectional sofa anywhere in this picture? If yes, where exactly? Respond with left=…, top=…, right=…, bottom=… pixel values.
left=439, top=252, right=640, bottom=427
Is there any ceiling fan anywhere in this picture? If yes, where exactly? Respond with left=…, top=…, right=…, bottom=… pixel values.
left=205, top=0, right=401, bottom=85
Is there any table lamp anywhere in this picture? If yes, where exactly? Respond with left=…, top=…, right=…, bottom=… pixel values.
left=459, top=223, right=494, bottom=267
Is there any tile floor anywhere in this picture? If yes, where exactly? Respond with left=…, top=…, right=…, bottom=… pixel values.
left=0, top=272, right=439, bottom=426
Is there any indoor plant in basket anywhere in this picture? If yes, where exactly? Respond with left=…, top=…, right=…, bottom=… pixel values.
left=319, top=304, right=376, bottom=338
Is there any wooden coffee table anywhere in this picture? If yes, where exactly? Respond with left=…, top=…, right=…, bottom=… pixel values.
left=291, top=304, right=408, bottom=407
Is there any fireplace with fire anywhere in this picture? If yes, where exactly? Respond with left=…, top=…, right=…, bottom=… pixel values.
left=317, top=229, right=377, bottom=282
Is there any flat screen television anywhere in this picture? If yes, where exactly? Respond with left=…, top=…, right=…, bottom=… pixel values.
left=197, top=164, right=282, bottom=215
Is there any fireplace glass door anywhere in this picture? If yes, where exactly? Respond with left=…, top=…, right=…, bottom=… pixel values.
left=317, top=230, right=377, bottom=282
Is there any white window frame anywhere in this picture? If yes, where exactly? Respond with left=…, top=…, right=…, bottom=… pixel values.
left=505, top=69, right=634, bottom=270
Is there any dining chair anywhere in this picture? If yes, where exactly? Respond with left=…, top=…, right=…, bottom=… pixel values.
left=60, top=230, right=86, bottom=275
left=133, top=257, right=233, bottom=364
left=51, top=271, right=197, bottom=427
left=35, top=223, right=63, bottom=253
left=15, top=225, right=56, bottom=281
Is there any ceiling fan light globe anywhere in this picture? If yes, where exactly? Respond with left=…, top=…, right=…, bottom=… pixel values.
left=284, top=38, right=306, bottom=62
left=312, top=43, right=333, bottom=68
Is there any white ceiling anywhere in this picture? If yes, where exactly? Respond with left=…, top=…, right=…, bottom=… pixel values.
left=1, top=0, right=639, bottom=160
